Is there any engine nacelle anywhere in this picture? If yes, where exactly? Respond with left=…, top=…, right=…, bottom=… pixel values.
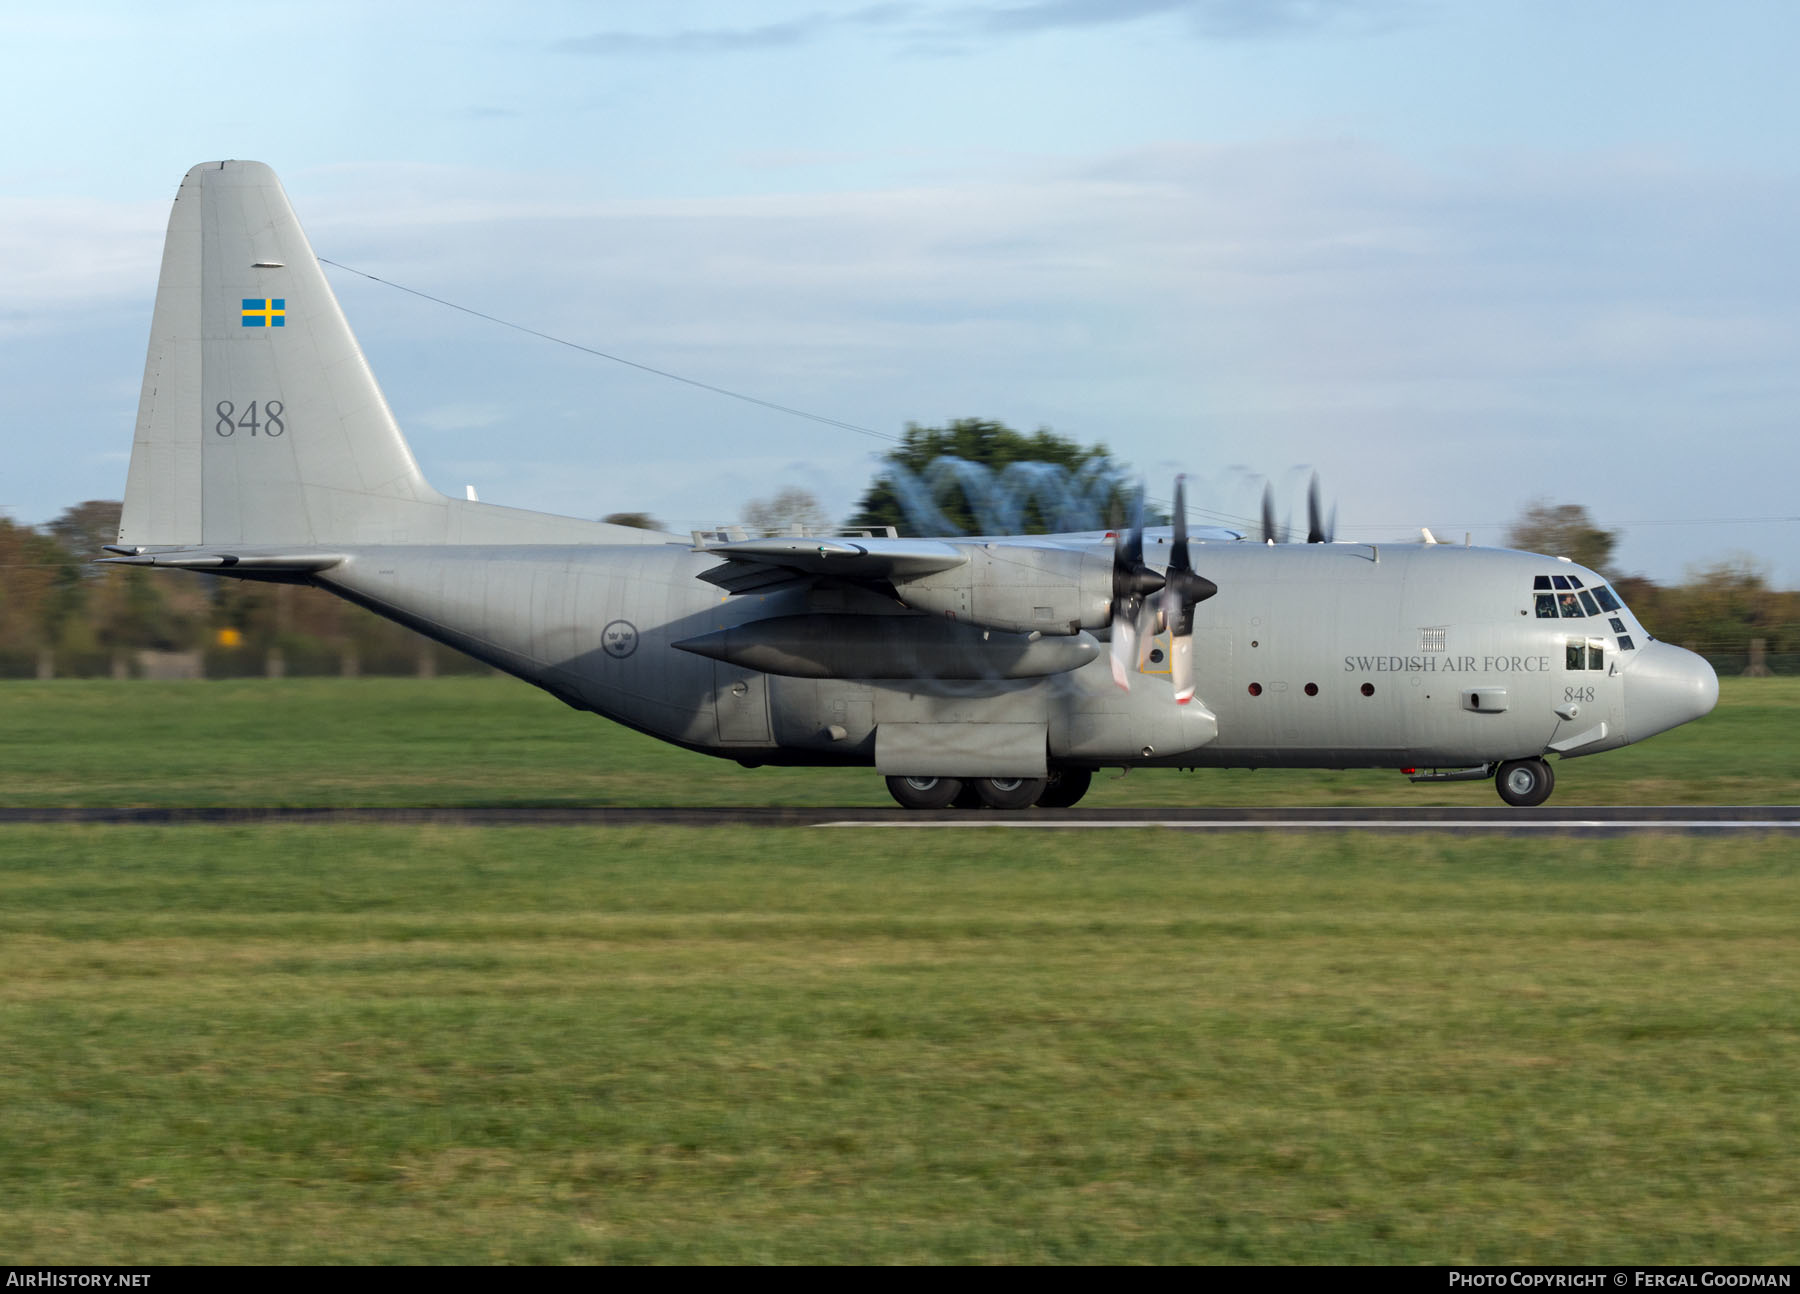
left=890, top=543, right=1114, bottom=635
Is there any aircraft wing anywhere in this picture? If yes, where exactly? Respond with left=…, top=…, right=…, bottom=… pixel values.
left=698, top=537, right=968, bottom=594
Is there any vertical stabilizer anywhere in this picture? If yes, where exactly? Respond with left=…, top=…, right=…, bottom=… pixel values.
left=121, top=161, right=434, bottom=547
left=120, top=161, right=657, bottom=549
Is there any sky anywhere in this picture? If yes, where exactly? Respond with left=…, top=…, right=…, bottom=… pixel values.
left=3, top=0, right=1797, bottom=584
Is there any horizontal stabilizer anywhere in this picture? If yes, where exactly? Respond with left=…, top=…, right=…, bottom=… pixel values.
left=97, top=549, right=344, bottom=573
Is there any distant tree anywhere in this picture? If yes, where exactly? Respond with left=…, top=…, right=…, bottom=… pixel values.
left=47, top=500, right=125, bottom=568
left=849, top=418, right=1132, bottom=536
left=1657, top=556, right=1778, bottom=651
left=1505, top=501, right=1620, bottom=577
left=603, top=512, right=663, bottom=531
left=0, top=518, right=76, bottom=660
left=743, top=487, right=832, bottom=537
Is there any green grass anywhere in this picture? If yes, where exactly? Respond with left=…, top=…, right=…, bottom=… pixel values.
left=0, top=675, right=1793, bottom=807
left=1, top=679, right=1794, bottom=1262
left=1, top=828, right=1796, bottom=1263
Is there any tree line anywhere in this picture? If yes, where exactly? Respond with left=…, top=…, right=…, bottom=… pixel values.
left=4, top=424, right=1794, bottom=677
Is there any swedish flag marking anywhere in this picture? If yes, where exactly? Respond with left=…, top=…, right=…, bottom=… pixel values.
left=241, top=298, right=286, bottom=327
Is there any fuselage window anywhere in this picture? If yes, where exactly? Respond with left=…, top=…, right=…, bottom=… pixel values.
left=1558, top=592, right=1582, bottom=617
left=1610, top=617, right=1626, bottom=634
left=1578, top=590, right=1600, bottom=616
left=1536, top=594, right=1559, bottom=618
left=1552, top=575, right=1572, bottom=590
left=1588, top=641, right=1604, bottom=670
left=1593, top=586, right=1621, bottom=613
left=1618, top=635, right=1635, bottom=652
left=1534, top=576, right=1552, bottom=590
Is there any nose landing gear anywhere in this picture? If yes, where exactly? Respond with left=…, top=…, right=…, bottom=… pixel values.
left=1495, top=757, right=1555, bottom=807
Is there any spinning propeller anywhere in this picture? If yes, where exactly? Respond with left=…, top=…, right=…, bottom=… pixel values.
left=1157, top=477, right=1219, bottom=704
left=1261, top=473, right=1336, bottom=545
left=1305, top=473, right=1336, bottom=545
left=1109, top=470, right=1327, bottom=699
left=1110, top=478, right=1217, bottom=702
left=1108, top=490, right=1165, bottom=691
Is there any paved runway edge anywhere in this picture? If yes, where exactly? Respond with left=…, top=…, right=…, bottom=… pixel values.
left=3, top=806, right=1797, bottom=831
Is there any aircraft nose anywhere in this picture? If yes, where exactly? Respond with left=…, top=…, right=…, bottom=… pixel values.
left=1624, top=641, right=1719, bottom=743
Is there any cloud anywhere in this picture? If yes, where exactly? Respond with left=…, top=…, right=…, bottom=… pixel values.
left=551, top=0, right=1413, bottom=59
left=554, top=7, right=917, bottom=56
left=0, top=196, right=164, bottom=333
left=13, top=140, right=1796, bottom=576
left=554, top=18, right=821, bottom=57
left=968, top=0, right=1414, bottom=39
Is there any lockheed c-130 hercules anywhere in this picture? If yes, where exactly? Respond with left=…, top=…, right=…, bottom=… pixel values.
left=103, top=161, right=1718, bottom=809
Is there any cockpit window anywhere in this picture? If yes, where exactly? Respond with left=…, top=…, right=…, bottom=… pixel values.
left=1532, top=577, right=1630, bottom=621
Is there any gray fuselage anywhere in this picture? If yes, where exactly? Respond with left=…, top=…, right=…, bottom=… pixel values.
left=316, top=536, right=1697, bottom=774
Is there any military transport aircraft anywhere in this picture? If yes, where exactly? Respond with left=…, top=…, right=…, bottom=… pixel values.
left=102, top=161, right=1719, bottom=809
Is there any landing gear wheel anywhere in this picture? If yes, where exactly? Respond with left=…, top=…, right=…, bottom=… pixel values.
left=973, top=776, right=1048, bottom=810
left=885, top=775, right=965, bottom=810
left=1495, top=757, right=1555, bottom=808
left=1036, top=767, right=1093, bottom=809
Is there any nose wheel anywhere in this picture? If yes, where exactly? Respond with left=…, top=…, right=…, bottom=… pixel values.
left=1495, top=757, right=1555, bottom=807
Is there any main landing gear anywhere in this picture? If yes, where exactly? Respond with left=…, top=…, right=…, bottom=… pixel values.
left=884, top=767, right=1093, bottom=811
left=1494, top=757, right=1555, bottom=808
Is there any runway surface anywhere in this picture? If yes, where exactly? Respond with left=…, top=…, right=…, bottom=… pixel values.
left=3, top=805, right=1797, bottom=833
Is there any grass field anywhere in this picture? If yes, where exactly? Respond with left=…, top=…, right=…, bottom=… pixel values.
left=2, top=828, right=1796, bottom=1264
left=1, top=675, right=1795, bottom=807
left=0, top=680, right=1795, bottom=1263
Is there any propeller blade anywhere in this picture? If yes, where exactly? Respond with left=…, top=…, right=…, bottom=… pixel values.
left=1306, top=473, right=1326, bottom=544
left=1110, top=616, right=1136, bottom=690
left=1135, top=598, right=1160, bottom=670
left=1161, top=475, right=1188, bottom=636
left=1169, top=631, right=1195, bottom=705
left=1170, top=475, right=1189, bottom=570
left=1260, top=483, right=1278, bottom=545
left=1108, top=481, right=1164, bottom=691
left=1156, top=472, right=1216, bottom=705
